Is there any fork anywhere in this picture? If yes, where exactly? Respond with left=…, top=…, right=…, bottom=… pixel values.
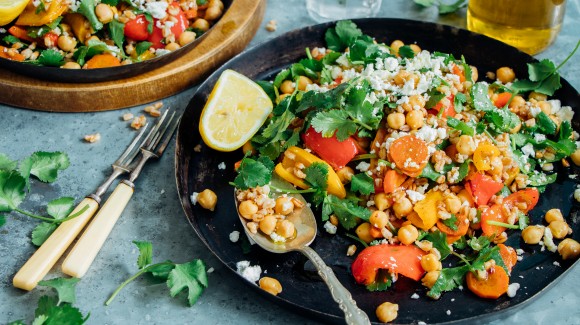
left=62, top=110, right=179, bottom=278
left=12, top=124, right=150, bottom=291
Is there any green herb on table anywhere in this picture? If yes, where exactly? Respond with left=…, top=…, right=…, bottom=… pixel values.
left=106, top=241, right=208, bottom=307
left=0, top=152, right=88, bottom=245
left=8, top=277, right=88, bottom=325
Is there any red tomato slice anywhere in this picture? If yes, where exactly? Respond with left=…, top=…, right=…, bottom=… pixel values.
left=302, top=127, right=359, bottom=170
left=124, top=14, right=150, bottom=41
left=351, top=244, right=426, bottom=285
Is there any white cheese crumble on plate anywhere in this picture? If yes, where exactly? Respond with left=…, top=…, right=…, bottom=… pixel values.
left=236, top=261, right=261, bottom=284
left=229, top=231, right=240, bottom=243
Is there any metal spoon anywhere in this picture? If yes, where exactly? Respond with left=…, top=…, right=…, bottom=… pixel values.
left=235, top=174, right=370, bottom=325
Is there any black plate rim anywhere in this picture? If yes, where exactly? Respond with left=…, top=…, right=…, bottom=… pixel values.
left=175, top=17, right=580, bottom=324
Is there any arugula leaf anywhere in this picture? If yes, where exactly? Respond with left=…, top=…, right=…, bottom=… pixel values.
left=47, top=197, right=75, bottom=219
left=78, top=0, right=103, bottom=31
left=31, top=222, right=57, bottom=246
left=441, top=214, right=458, bottom=231
left=167, top=260, right=208, bottom=306
left=424, top=231, right=451, bottom=259
left=37, top=49, right=65, bottom=67
left=322, top=195, right=370, bottom=229
left=350, top=173, right=375, bottom=195
left=232, top=156, right=274, bottom=190
left=0, top=170, right=26, bottom=212
left=20, top=151, right=70, bottom=183
left=135, top=41, right=152, bottom=58
left=398, top=45, right=415, bottom=59
left=133, top=240, right=153, bottom=269
left=0, top=153, right=17, bottom=170
left=38, top=278, right=81, bottom=305
left=108, top=20, right=126, bottom=56
left=427, top=265, right=469, bottom=299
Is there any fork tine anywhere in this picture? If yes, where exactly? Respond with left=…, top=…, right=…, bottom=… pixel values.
left=153, top=114, right=180, bottom=156
left=142, top=110, right=169, bottom=149
left=147, top=111, right=177, bottom=151
left=115, top=122, right=149, bottom=165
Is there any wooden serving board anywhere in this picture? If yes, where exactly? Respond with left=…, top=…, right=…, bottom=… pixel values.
left=0, top=0, right=266, bottom=112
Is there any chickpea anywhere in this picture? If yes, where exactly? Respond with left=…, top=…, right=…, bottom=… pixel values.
left=57, top=35, right=77, bottom=52
left=393, top=197, right=412, bottom=218
left=276, top=220, right=295, bottom=238
left=275, top=196, right=294, bottom=215
left=279, top=80, right=295, bottom=94
left=407, top=44, right=420, bottom=54
left=398, top=224, right=419, bottom=245
left=509, top=95, right=526, bottom=109
left=394, top=70, right=410, bottom=86
left=406, top=110, right=424, bottom=129
left=390, top=40, right=404, bottom=55
left=329, top=214, right=339, bottom=226
left=549, top=220, right=571, bottom=239
left=496, top=67, right=516, bottom=84
left=165, top=42, right=181, bottom=51
left=376, top=302, right=398, bottom=323
left=297, top=76, right=313, bottom=91
left=408, top=94, right=426, bottom=109
left=538, top=101, right=552, bottom=114
left=571, top=148, right=580, bottom=166
left=356, top=222, right=374, bottom=243
left=470, top=65, right=478, bottom=82
left=370, top=210, right=389, bottom=229
left=387, top=112, right=405, bottom=130
left=529, top=91, right=548, bottom=102
left=421, top=270, right=440, bottom=288
left=178, top=30, right=196, bottom=46
left=545, top=209, right=564, bottom=223
left=421, top=253, right=442, bottom=272
left=259, top=277, right=282, bottom=296
left=456, top=135, right=476, bottom=156
left=61, top=62, right=81, bottom=69
left=558, top=238, right=580, bottom=260
left=510, top=120, right=522, bottom=134
left=205, top=5, right=222, bottom=21
left=209, top=0, right=224, bottom=10
left=192, top=18, right=210, bottom=32
left=522, top=225, right=544, bottom=244
left=336, top=166, right=354, bottom=184
left=374, top=192, right=390, bottom=211
left=197, top=189, right=217, bottom=211
left=238, top=200, right=258, bottom=219
left=95, top=4, right=114, bottom=24
left=445, top=196, right=461, bottom=215
left=259, top=215, right=278, bottom=235
left=278, top=93, right=291, bottom=101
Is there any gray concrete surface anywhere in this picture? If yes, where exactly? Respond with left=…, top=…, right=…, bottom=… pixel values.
left=1, top=0, right=579, bottom=324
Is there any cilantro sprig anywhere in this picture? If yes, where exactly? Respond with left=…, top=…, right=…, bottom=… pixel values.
left=414, top=0, right=468, bottom=15
left=106, top=241, right=208, bottom=306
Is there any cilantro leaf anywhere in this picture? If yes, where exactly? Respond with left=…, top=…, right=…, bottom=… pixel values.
left=232, top=156, right=274, bottom=190
left=447, top=117, right=474, bottom=136
left=167, top=259, right=208, bottom=306
left=20, top=151, right=70, bottom=183
left=0, top=153, right=17, bottom=171
left=325, top=20, right=362, bottom=51
left=468, top=235, right=491, bottom=251
left=322, top=195, right=370, bottom=229
left=350, top=173, right=375, bottom=195
left=0, top=215, right=5, bottom=227
left=559, top=120, right=573, bottom=141
left=273, top=69, right=291, bottom=88
left=311, top=110, right=358, bottom=141
left=441, top=214, right=458, bottom=231
left=424, top=231, right=451, bottom=260
left=47, top=197, right=75, bottom=219
left=0, top=170, right=26, bottom=212
left=32, top=222, right=58, bottom=246
left=536, top=111, right=557, bottom=135
left=149, top=262, right=175, bottom=279
left=528, top=58, right=556, bottom=82
left=304, top=162, right=329, bottom=189
left=365, top=270, right=392, bottom=292
left=427, top=265, right=469, bottom=299
left=133, top=240, right=153, bottom=269
left=256, top=80, right=277, bottom=103
left=438, top=0, right=468, bottom=14
left=471, top=245, right=508, bottom=274
left=3, top=35, right=20, bottom=45
left=37, top=49, right=65, bottom=67
left=528, top=172, right=557, bottom=187
left=78, top=0, right=103, bottom=31
left=135, top=41, right=152, bottom=58
left=470, top=82, right=496, bottom=112
left=33, top=295, right=87, bottom=325
left=398, top=45, right=415, bottom=59
left=38, top=277, right=80, bottom=305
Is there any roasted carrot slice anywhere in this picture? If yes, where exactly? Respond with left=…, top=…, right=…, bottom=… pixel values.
left=480, top=204, right=506, bottom=237
left=494, top=92, right=513, bottom=108
left=503, top=188, right=539, bottom=214
left=388, top=135, right=428, bottom=177
left=8, top=26, right=36, bottom=43
left=85, top=54, right=121, bottom=69
left=498, top=244, right=517, bottom=273
left=466, top=265, right=509, bottom=299
left=383, top=169, right=407, bottom=194
left=0, top=46, right=25, bottom=61
left=452, top=64, right=466, bottom=83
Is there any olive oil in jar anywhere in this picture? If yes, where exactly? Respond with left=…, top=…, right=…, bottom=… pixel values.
left=467, top=0, right=566, bottom=55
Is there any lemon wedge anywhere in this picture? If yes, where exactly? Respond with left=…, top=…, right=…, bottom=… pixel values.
left=0, top=0, right=30, bottom=26
left=199, top=69, right=273, bottom=152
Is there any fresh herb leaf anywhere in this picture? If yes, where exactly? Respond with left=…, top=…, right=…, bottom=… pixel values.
left=37, top=49, right=65, bottom=67
left=453, top=92, right=467, bottom=112
left=135, top=41, right=152, bottom=58
left=325, top=20, right=362, bottom=51
left=424, top=231, right=451, bottom=259
left=518, top=212, right=529, bottom=230
left=0, top=170, right=26, bottom=212
left=471, top=245, right=508, bottom=274
left=256, top=80, right=277, bottom=103
left=528, top=172, right=557, bottom=186
left=31, top=222, right=58, bottom=246
left=419, top=162, right=441, bottom=182
left=365, top=270, right=392, bottom=292
left=167, top=260, right=209, bottom=306
left=311, top=109, right=358, bottom=141
left=0, top=215, right=5, bottom=227
left=536, top=111, right=557, bottom=135
left=470, top=82, right=496, bottom=112
left=414, top=0, right=436, bottom=6
left=438, top=0, right=468, bottom=14
left=78, top=0, right=103, bottom=31
left=20, top=151, right=70, bottom=183
left=427, top=265, right=469, bottom=299
left=0, top=153, right=17, bottom=171
left=304, top=162, right=329, bottom=190
left=350, top=173, right=375, bottom=195
left=38, top=277, right=80, bottom=305
left=467, top=236, right=490, bottom=251
left=3, top=35, right=21, bottom=45
left=232, top=156, right=274, bottom=190
left=273, top=69, right=291, bottom=88
left=322, top=195, right=370, bottom=230
left=453, top=236, right=467, bottom=249
left=108, top=20, right=126, bottom=56
left=133, top=240, right=153, bottom=269
left=441, top=214, right=458, bottom=231
left=398, top=45, right=415, bottom=59
left=426, top=90, right=445, bottom=109
left=47, top=197, right=75, bottom=219
left=101, top=0, right=118, bottom=5
left=447, top=117, right=474, bottom=136
left=32, top=295, right=87, bottom=325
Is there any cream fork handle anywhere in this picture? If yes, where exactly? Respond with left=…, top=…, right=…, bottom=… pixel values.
left=62, top=181, right=134, bottom=278
left=13, top=197, right=100, bottom=291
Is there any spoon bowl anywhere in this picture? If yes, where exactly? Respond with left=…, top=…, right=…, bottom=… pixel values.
left=234, top=174, right=370, bottom=325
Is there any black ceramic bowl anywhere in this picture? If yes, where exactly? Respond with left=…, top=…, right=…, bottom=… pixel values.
left=0, top=0, right=232, bottom=83
left=175, top=18, right=580, bottom=324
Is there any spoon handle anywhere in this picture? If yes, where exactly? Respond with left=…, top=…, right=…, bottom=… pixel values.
left=300, top=246, right=371, bottom=325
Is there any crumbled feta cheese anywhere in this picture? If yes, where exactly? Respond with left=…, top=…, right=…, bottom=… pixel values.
left=507, top=283, right=520, bottom=298
left=406, top=190, right=425, bottom=204
left=521, top=143, right=535, bottom=157
left=574, top=187, right=580, bottom=202
left=416, top=125, right=438, bottom=142
left=553, top=261, right=561, bottom=267
left=556, top=105, right=574, bottom=122
left=146, top=1, right=168, bottom=19
left=436, top=127, right=447, bottom=140
left=218, top=162, right=226, bottom=170
left=534, top=134, right=546, bottom=142
left=229, top=231, right=240, bottom=243
left=543, top=227, right=557, bottom=252
left=154, top=48, right=171, bottom=56
left=356, top=161, right=371, bottom=172
left=190, top=192, right=199, bottom=205
left=324, top=221, right=337, bottom=235
left=236, top=261, right=261, bottom=283
left=446, top=310, right=451, bottom=316
left=529, top=106, right=541, bottom=117
left=336, top=53, right=351, bottom=68
left=418, top=322, right=427, bottom=325
left=411, top=293, right=420, bottom=299
left=270, top=232, right=286, bottom=242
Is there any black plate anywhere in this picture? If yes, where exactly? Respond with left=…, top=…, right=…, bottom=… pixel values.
left=0, top=0, right=231, bottom=83
left=175, top=18, right=580, bottom=324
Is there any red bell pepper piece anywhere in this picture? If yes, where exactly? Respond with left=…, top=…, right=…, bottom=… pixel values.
left=494, top=92, right=513, bottom=108
left=302, top=127, right=360, bottom=170
left=465, top=172, right=503, bottom=206
left=351, top=244, right=426, bottom=285
left=504, top=188, right=539, bottom=213
left=429, top=94, right=455, bottom=118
